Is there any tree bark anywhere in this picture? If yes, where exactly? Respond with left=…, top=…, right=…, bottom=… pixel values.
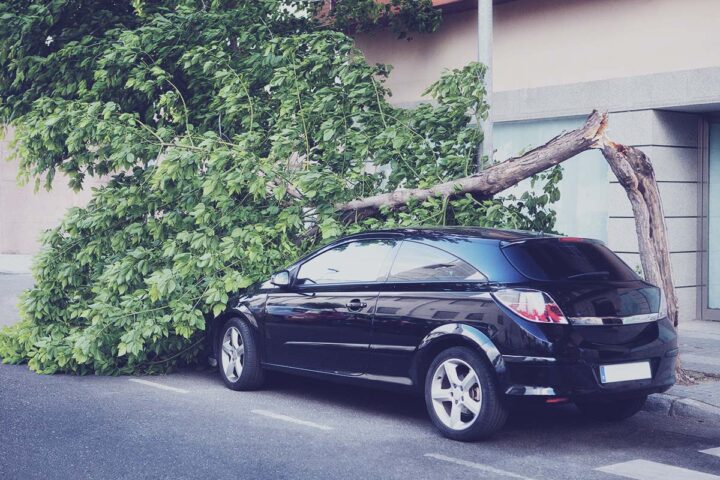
left=336, top=109, right=691, bottom=383
left=598, top=141, right=678, bottom=327
left=336, top=110, right=608, bottom=215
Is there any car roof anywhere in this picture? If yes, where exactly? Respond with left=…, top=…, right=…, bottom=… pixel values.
left=341, top=226, right=556, bottom=243
left=289, top=226, right=556, bottom=283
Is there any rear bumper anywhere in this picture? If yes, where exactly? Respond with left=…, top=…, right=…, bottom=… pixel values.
left=501, top=349, right=677, bottom=399
left=494, top=309, right=679, bottom=399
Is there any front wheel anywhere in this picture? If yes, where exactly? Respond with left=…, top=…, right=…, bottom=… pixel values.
left=575, top=395, right=647, bottom=421
left=424, top=347, right=508, bottom=441
left=217, top=317, right=264, bottom=391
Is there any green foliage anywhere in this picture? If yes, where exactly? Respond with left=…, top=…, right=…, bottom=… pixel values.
left=0, top=0, right=561, bottom=374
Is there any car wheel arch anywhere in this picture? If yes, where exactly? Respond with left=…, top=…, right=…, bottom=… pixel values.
left=411, top=323, right=506, bottom=390
left=210, top=304, right=262, bottom=361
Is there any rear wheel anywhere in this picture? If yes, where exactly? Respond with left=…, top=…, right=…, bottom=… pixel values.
left=424, top=347, right=507, bottom=441
left=217, top=317, right=264, bottom=391
left=575, top=395, right=647, bottom=421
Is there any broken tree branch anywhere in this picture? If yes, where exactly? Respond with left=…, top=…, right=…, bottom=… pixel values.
left=336, top=110, right=607, bottom=215
left=334, top=108, right=686, bottom=381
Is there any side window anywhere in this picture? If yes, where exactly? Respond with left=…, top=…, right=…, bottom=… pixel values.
left=388, top=241, right=487, bottom=282
left=297, top=240, right=396, bottom=285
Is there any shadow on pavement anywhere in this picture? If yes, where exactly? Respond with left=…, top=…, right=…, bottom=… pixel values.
left=240, top=367, right=597, bottom=430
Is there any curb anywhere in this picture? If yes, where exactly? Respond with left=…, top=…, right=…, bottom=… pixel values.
left=645, top=393, right=720, bottom=423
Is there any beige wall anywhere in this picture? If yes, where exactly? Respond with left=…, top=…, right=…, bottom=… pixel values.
left=3, top=0, right=718, bottom=256
left=0, top=128, right=99, bottom=254
left=356, top=0, right=720, bottom=103
left=356, top=0, right=713, bottom=322
left=356, top=11, right=478, bottom=104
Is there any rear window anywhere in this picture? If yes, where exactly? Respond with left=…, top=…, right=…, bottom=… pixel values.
left=501, top=239, right=639, bottom=282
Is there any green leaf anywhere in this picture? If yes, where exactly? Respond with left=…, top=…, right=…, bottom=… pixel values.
left=0, top=5, right=559, bottom=377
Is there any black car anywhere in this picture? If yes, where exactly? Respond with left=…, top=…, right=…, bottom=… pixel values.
left=207, top=227, right=677, bottom=441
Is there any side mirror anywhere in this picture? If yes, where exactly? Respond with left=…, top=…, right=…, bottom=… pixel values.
left=270, top=270, right=291, bottom=288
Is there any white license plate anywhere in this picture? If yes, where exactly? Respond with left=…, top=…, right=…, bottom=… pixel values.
left=599, top=361, right=652, bottom=384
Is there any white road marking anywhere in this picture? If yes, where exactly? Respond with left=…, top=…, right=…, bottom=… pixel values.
left=251, top=409, right=333, bottom=431
left=701, top=447, right=720, bottom=458
left=424, top=453, right=537, bottom=480
left=596, top=459, right=720, bottom=480
left=128, top=378, right=189, bottom=394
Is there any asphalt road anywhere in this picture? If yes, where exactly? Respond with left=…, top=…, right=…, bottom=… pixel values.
left=2, top=273, right=720, bottom=479
left=2, top=362, right=720, bottom=480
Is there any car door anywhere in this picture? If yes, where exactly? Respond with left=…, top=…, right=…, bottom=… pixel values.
left=369, top=240, right=496, bottom=386
left=263, top=238, right=398, bottom=375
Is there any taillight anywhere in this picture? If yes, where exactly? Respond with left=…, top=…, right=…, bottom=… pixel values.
left=558, top=237, right=586, bottom=243
left=493, top=288, right=568, bottom=324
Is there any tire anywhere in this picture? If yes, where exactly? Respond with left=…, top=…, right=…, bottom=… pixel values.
left=575, top=395, right=647, bottom=422
left=424, top=346, right=508, bottom=441
left=216, top=317, right=265, bottom=391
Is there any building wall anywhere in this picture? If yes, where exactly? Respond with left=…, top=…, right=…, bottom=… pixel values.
left=606, top=110, right=702, bottom=322
left=356, top=0, right=720, bottom=103
left=355, top=0, right=714, bottom=322
left=0, top=128, right=99, bottom=255
left=355, top=10, right=477, bottom=105
left=707, top=123, right=720, bottom=316
left=494, top=0, right=720, bottom=91
left=494, top=116, right=609, bottom=242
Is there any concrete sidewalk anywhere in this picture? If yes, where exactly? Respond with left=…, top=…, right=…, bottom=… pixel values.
left=646, top=319, right=720, bottom=422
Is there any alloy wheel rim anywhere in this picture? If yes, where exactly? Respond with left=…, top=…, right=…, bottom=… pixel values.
left=430, top=358, right=482, bottom=431
left=221, top=326, right=245, bottom=382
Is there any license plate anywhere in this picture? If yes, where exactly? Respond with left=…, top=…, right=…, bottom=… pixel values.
left=599, top=361, right=652, bottom=384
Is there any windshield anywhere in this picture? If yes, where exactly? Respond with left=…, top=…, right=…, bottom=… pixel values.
left=501, top=239, right=640, bottom=282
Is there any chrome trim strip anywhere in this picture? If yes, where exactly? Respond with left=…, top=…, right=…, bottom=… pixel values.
left=568, top=313, right=660, bottom=326
left=369, top=344, right=417, bottom=353
left=284, top=341, right=368, bottom=350
left=362, top=374, right=413, bottom=386
left=505, top=385, right=558, bottom=396
left=285, top=342, right=416, bottom=353
left=502, top=355, right=557, bottom=364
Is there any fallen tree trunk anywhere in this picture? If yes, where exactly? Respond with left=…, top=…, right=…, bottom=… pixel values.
left=336, top=110, right=608, bottom=215
left=337, top=109, right=689, bottom=382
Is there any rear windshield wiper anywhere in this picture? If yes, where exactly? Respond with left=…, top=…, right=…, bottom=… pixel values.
left=566, top=271, right=610, bottom=280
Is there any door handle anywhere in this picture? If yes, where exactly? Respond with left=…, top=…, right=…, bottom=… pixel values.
left=345, top=299, right=367, bottom=311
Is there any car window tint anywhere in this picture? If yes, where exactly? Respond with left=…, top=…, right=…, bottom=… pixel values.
left=501, top=239, right=639, bottom=281
left=388, top=241, right=487, bottom=282
left=297, top=240, right=396, bottom=285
